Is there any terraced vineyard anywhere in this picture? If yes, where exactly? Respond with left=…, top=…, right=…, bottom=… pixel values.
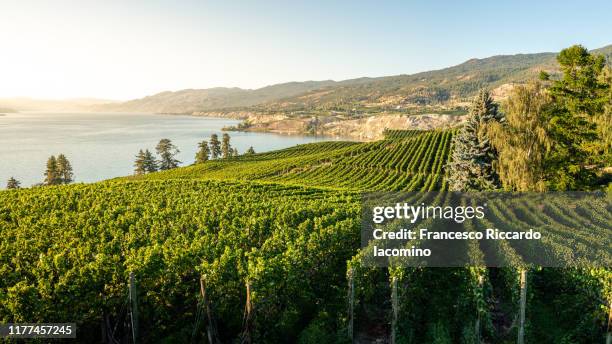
left=1, top=129, right=609, bottom=343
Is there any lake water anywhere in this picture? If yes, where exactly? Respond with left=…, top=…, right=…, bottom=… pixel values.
left=0, top=112, right=343, bottom=188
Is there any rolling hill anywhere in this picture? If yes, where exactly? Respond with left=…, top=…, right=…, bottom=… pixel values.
left=94, top=44, right=612, bottom=114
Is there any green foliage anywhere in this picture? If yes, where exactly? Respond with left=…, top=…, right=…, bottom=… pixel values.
left=56, top=154, right=74, bottom=184
left=489, top=82, right=552, bottom=191
left=221, top=133, right=232, bottom=158
left=44, top=155, right=59, bottom=185
left=6, top=177, right=20, bottom=189
left=133, top=149, right=147, bottom=175
left=448, top=90, right=503, bottom=191
left=194, top=140, right=210, bottom=164
left=134, top=149, right=158, bottom=174
left=44, top=154, right=74, bottom=185
left=0, top=180, right=360, bottom=342
left=209, top=134, right=221, bottom=159
left=143, top=149, right=158, bottom=173
left=135, top=131, right=453, bottom=192
left=155, top=138, right=181, bottom=170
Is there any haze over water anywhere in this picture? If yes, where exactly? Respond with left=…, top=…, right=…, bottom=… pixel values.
left=0, top=112, right=339, bottom=188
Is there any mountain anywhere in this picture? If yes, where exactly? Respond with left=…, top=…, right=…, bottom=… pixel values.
left=0, top=97, right=119, bottom=112
left=94, top=44, right=612, bottom=114
left=93, top=81, right=338, bottom=113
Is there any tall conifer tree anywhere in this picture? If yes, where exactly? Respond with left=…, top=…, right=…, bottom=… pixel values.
left=447, top=90, right=504, bottom=191
left=209, top=134, right=221, bottom=159
left=6, top=177, right=21, bottom=189
left=156, top=139, right=181, bottom=170
left=195, top=141, right=210, bottom=164
left=221, top=133, right=231, bottom=158
left=44, top=156, right=60, bottom=185
left=56, top=154, right=73, bottom=184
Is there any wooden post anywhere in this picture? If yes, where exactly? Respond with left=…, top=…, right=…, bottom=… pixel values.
left=476, top=274, right=484, bottom=344
left=347, top=268, right=354, bottom=342
left=391, top=276, right=398, bottom=344
left=129, top=272, right=139, bottom=344
left=606, top=299, right=611, bottom=344
left=517, top=269, right=527, bottom=344
left=241, top=280, right=253, bottom=344
left=200, top=275, right=217, bottom=344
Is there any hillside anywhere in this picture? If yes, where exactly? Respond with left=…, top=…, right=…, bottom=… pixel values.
left=95, top=44, right=612, bottom=114
left=92, top=81, right=338, bottom=113
left=0, top=97, right=119, bottom=112
left=2, top=131, right=609, bottom=343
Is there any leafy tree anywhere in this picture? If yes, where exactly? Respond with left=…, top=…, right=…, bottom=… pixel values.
left=134, top=150, right=147, bottom=175
left=247, top=146, right=255, bottom=155
left=156, top=139, right=181, bottom=170
left=195, top=141, right=210, bottom=164
left=44, top=156, right=60, bottom=185
left=232, top=147, right=239, bottom=157
left=143, top=149, right=158, bottom=173
left=447, top=89, right=504, bottom=191
left=56, top=154, right=74, bottom=184
left=6, top=177, right=20, bottom=189
left=488, top=82, right=552, bottom=191
left=222, top=133, right=232, bottom=158
left=209, top=134, right=221, bottom=159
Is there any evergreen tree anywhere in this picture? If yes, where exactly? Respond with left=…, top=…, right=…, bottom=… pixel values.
left=221, top=133, right=231, bottom=158
left=246, top=146, right=255, bottom=155
left=56, top=154, right=74, bottom=184
left=209, top=134, right=221, bottom=159
left=143, top=149, right=158, bottom=173
left=156, top=139, right=181, bottom=170
left=543, top=45, right=610, bottom=189
left=232, top=147, right=239, bottom=157
left=44, top=156, right=60, bottom=185
left=447, top=89, right=504, bottom=191
left=134, top=150, right=147, bottom=175
left=195, top=141, right=210, bottom=164
left=6, top=177, right=20, bottom=189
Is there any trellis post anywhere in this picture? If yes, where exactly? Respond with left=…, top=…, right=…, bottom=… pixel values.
left=517, top=269, right=527, bottom=344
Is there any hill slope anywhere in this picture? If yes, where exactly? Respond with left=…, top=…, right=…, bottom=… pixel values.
left=96, top=44, right=612, bottom=113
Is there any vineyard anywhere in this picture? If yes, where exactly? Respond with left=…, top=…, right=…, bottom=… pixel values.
left=0, top=129, right=610, bottom=343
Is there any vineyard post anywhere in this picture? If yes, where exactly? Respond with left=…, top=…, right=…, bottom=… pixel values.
left=200, top=275, right=217, bottom=344
left=241, top=280, right=253, bottom=344
left=129, top=272, right=139, bottom=344
left=606, top=298, right=611, bottom=344
left=391, top=275, right=398, bottom=344
left=476, top=274, right=484, bottom=344
left=517, top=269, right=527, bottom=344
left=347, top=267, right=354, bottom=342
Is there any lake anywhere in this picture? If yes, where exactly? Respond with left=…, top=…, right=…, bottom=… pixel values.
left=0, top=112, right=344, bottom=188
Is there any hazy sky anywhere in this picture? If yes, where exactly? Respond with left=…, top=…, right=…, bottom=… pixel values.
left=1, top=0, right=611, bottom=100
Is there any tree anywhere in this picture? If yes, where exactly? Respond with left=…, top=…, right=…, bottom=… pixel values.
left=134, top=150, right=147, bottom=175
left=222, top=133, right=231, bottom=158
left=143, top=149, right=158, bottom=173
left=232, top=147, right=239, bottom=157
left=488, top=82, right=552, bottom=191
left=6, top=177, right=20, bottom=189
left=447, top=89, right=504, bottom=191
left=209, top=134, right=221, bottom=159
left=44, top=156, right=60, bottom=185
left=56, top=154, right=73, bottom=184
left=195, top=141, right=210, bottom=164
left=544, top=45, right=609, bottom=189
left=247, top=146, right=255, bottom=155
left=156, top=139, right=181, bottom=170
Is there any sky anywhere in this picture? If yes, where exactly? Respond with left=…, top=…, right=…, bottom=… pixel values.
left=1, top=0, right=611, bottom=100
